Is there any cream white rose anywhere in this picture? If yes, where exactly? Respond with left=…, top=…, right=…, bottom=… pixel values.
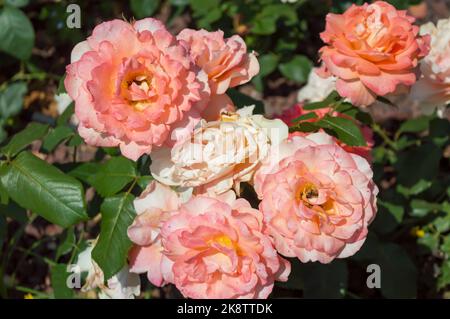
left=297, top=67, right=337, bottom=103
left=150, top=106, right=288, bottom=195
left=411, top=19, right=450, bottom=114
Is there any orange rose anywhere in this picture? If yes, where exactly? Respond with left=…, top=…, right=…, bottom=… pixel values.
left=319, top=1, right=429, bottom=106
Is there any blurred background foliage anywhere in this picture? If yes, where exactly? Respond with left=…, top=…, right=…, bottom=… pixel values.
left=0, top=0, right=449, bottom=299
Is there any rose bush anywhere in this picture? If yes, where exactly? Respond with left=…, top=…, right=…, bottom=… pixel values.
left=1, top=0, right=449, bottom=301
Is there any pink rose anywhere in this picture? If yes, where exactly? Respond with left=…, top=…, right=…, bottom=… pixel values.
left=160, top=191, right=290, bottom=299
left=177, top=29, right=259, bottom=120
left=127, top=181, right=182, bottom=287
left=254, top=132, right=378, bottom=263
left=276, top=104, right=374, bottom=162
left=65, top=19, right=211, bottom=161
left=319, top=1, right=430, bottom=106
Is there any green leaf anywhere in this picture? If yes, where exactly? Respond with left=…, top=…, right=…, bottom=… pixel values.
left=317, top=115, right=366, bottom=146
left=57, top=74, right=66, bottom=95
left=137, top=175, right=154, bottom=190
left=429, top=118, right=450, bottom=140
left=0, top=6, right=35, bottom=60
left=190, top=0, right=220, bottom=15
left=278, top=55, right=312, bottom=84
left=251, top=4, right=298, bottom=35
left=68, top=162, right=101, bottom=185
left=252, top=53, right=279, bottom=91
left=90, top=157, right=137, bottom=197
left=379, top=200, right=404, bottom=223
left=5, top=0, right=29, bottom=8
left=397, top=179, right=432, bottom=197
left=417, top=233, right=439, bottom=254
left=372, top=204, right=401, bottom=234
left=410, top=199, right=441, bottom=217
left=101, top=147, right=120, bottom=157
left=351, top=232, right=380, bottom=262
left=92, top=193, right=136, bottom=279
left=258, top=53, right=279, bottom=77
left=170, top=0, right=188, bottom=5
left=227, top=89, right=264, bottom=114
left=56, top=102, right=74, bottom=126
left=397, top=115, right=432, bottom=135
left=0, top=177, right=8, bottom=205
left=0, top=152, right=87, bottom=227
left=1, top=122, right=49, bottom=157
left=130, top=0, right=160, bottom=18
left=378, top=243, right=417, bottom=298
left=303, top=91, right=340, bottom=110
left=375, top=95, right=396, bottom=107
left=355, top=235, right=417, bottom=298
left=289, top=121, right=319, bottom=133
left=67, top=133, right=83, bottom=147
left=371, top=190, right=405, bottom=234
left=299, top=260, right=348, bottom=298
left=441, top=235, right=450, bottom=254
left=0, top=201, right=27, bottom=223
left=433, top=210, right=450, bottom=233
left=42, top=126, right=74, bottom=153
left=395, top=142, right=441, bottom=187
left=438, top=260, right=450, bottom=290
left=0, top=81, right=27, bottom=119
left=56, top=227, right=75, bottom=260
left=334, top=102, right=373, bottom=125
left=50, top=263, right=74, bottom=299
left=189, top=0, right=222, bottom=28
left=291, top=112, right=318, bottom=123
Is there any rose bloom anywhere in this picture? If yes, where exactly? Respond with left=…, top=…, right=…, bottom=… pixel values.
left=254, top=132, right=378, bottom=263
left=160, top=191, right=290, bottom=299
left=276, top=104, right=374, bottom=163
left=150, top=106, right=288, bottom=195
left=319, top=1, right=429, bottom=106
left=177, top=29, right=259, bottom=96
left=127, top=181, right=186, bottom=287
left=410, top=18, right=450, bottom=114
left=297, top=67, right=337, bottom=104
left=65, top=18, right=212, bottom=161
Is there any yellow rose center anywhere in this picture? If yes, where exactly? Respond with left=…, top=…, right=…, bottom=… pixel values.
left=220, top=111, right=240, bottom=122
left=213, top=235, right=234, bottom=248
left=296, top=183, right=319, bottom=205
left=209, top=234, right=244, bottom=255
left=121, top=72, right=154, bottom=111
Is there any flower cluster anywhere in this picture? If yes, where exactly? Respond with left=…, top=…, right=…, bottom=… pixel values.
left=65, top=18, right=258, bottom=161
left=66, top=0, right=450, bottom=299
